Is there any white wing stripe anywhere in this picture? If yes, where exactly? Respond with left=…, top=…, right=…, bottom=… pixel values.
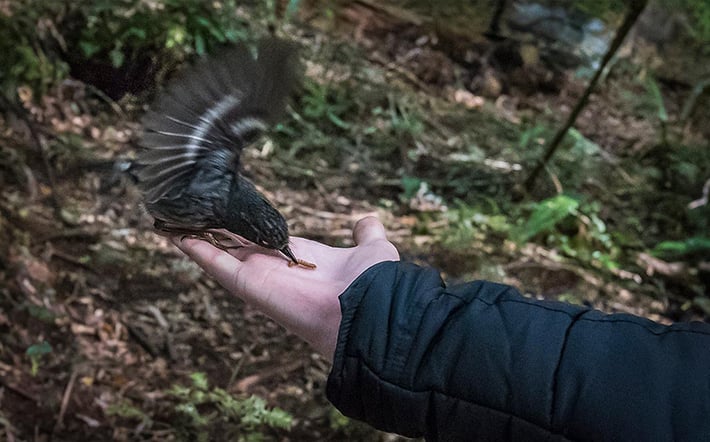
left=151, top=130, right=218, bottom=145
left=230, top=117, right=267, bottom=138
left=187, top=95, right=242, bottom=151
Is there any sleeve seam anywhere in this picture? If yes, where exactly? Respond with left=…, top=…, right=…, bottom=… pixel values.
left=456, top=293, right=710, bottom=337
left=547, top=308, right=589, bottom=429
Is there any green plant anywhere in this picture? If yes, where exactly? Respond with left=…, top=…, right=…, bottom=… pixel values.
left=518, top=123, right=549, bottom=151
left=26, top=341, right=52, bottom=376
left=106, top=399, right=153, bottom=429
left=652, top=236, right=710, bottom=259
left=645, top=77, right=669, bottom=124
left=167, top=372, right=292, bottom=441
left=400, top=175, right=424, bottom=200
left=1, top=0, right=250, bottom=102
left=301, top=80, right=353, bottom=130
left=386, top=94, right=424, bottom=140
left=0, top=1, right=69, bottom=99
left=327, top=407, right=374, bottom=438
left=514, top=195, right=580, bottom=243
left=441, top=202, right=512, bottom=250
left=75, top=0, right=248, bottom=65
left=514, top=195, right=620, bottom=269
left=680, top=0, right=710, bottom=42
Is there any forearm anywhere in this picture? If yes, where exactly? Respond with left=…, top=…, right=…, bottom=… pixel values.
left=326, top=261, right=710, bottom=440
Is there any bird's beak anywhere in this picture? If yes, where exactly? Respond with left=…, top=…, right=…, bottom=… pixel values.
left=280, top=245, right=300, bottom=265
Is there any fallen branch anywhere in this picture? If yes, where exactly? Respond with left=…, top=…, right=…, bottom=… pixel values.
left=53, top=369, right=79, bottom=433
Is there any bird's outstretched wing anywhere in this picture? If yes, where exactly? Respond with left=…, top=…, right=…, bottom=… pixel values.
left=138, top=38, right=299, bottom=203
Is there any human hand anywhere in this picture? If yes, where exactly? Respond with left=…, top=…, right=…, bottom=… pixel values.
left=172, top=216, right=399, bottom=359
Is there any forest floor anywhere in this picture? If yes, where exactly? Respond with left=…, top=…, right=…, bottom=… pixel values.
left=1, top=2, right=709, bottom=441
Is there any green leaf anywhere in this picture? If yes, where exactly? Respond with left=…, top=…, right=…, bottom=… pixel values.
left=652, top=236, right=710, bottom=258
left=195, top=16, right=213, bottom=28
left=327, top=111, right=351, bottom=129
left=190, top=372, right=209, bottom=390
left=79, top=40, right=101, bottom=58
left=568, top=128, right=601, bottom=155
left=26, top=341, right=52, bottom=357
left=515, top=195, right=580, bottom=243
left=646, top=77, right=668, bottom=122
left=166, top=25, right=187, bottom=48
left=122, top=27, right=147, bottom=41
left=194, top=33, right=206, bottom=55
left=400, top=176, right=422, bottom=200
left=109, top=48, right=125, bottom=68
left=26, top=304, right=55, bottom=322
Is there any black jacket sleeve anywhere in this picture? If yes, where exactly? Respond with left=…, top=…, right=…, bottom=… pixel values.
left=326, top=261, right=710, bottom=441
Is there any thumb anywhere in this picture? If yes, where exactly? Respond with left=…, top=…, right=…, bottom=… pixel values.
left=352, top=216, right=388, bottom=246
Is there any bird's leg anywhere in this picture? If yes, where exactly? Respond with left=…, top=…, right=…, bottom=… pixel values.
left=152, top=219, right=201, bottom=239
left=153, top=221, right=316, bottom=269
left=152, top=221, right=244, bottom=252
left=203, top=230, right=249, bottom=251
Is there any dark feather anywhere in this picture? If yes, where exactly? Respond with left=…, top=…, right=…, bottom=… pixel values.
left=138, top=38, right=300, bottom=204
left=135, top=38, right=304, bottom=265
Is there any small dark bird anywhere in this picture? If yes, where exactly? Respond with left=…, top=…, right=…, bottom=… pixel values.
left=137, top=38, right=311, bottom=267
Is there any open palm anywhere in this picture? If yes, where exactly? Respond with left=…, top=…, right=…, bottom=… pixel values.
left=173, top=217, right=400, bottom=358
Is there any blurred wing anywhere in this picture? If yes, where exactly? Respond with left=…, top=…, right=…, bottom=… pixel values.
left=138, top=38, right=299, bottom=203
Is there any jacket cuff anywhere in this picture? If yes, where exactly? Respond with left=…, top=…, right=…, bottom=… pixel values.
left=325, top=260, right=443, bottom=436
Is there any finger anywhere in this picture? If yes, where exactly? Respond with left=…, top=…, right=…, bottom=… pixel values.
left=172, top=237, right=244, bottom=290
left=352, top=216, right=387, bottom=246
left=171, top=236, right=214, bottom=259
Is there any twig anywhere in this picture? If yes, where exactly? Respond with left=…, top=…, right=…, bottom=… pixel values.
left=144, top=305, right=176, bottom=360
left=234, top=359, right=303, bottom=392
left=48, top=247, right=97, bottom=273
left=53, top=369, right=79, bottom=433
left=227, top=356, right=246, bottom=390
left=146, top=305, right=170, bottom=329
left=546, top=166, right=563, bottom=194
left=637, top=253, right=690, bottom=280
left=688, top=178, right=710, bottom=209
left=484, top=0, right=509, bottom=40
left=82, top=81, right=126, bottom=118
left=524, top=0, right=648, bottom=190
left=369, top=51, right=434, bottom=92
left=30, top=130, right=66, bottom=222
left=0, top=375, right=39, bottom=404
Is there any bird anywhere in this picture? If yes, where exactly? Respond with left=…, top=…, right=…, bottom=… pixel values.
left=136, top=38, right=313, bottom=268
